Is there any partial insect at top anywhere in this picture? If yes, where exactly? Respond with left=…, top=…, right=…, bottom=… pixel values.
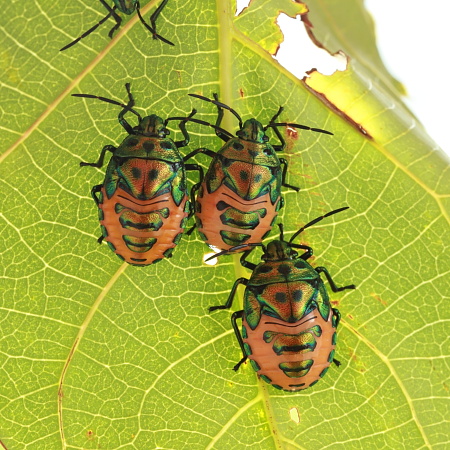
left=60, top=0, right=174, bottom=51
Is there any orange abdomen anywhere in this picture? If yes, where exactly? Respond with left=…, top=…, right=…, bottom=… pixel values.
left=99, top=186, right=188, bottom=266
left=243, top=309, right=336, bottom=391
left=195, top=182, right=280, bottom=250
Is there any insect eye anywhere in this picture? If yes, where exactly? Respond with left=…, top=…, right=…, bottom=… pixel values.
left=263, top=147, right=272, bottom=156
left=233, top=142, right=244, bottom=150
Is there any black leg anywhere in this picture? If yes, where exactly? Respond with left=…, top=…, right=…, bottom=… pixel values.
left=97, top=235, right=104, bottom=244
left=117, top=83, right=138, bottom=134
left=289, top=243, right=313, bottom=260
left=212, top=93, right=225, bottom=136
left=212, top=93, right=241, bottom=141
left=186, top=223, right=196, bottom=236
left=183, top=147, right=216, bottom=162
left=209, top=277, right=248, bottom=312
left=135, top=0, right=175, bottom=46
left=188, top=94, right=237, bottom=142
left=269, top=116, right=286, bottom=152
left=149, top=0, right=174, bottom=45
left=173, top=109, right=196, bottom=148
left=240, top=250, right=256, bottom=271
left=231, top=310, right=248, bottom=371
left=332, top=307, right=341, bottom=328
left=90, top=184, right=103, bottom=206
left=333, top=358, right=341, bottom=367
left=279, top=158, right=300, bottom=191
left=80, top=145, right=116, bottom=168
left=99, top=0, right=122, bottom=38
left=315, top=267, right=356, bottom=292
left=185, top=163, right=204, bottom=182
left=185, top=163, right=204, bottom=220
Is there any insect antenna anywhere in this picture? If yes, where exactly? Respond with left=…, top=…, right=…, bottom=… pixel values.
left=189, top=94, right=243, bottom=129
left=72, top=88, right=142, bottom=121
left=165, top=108, right=197, bottom=125
left=289, top=207, right=349, bottom=244
left=205, top=243, right=264, bottom=262
left=166, top=116, right=234, bottom=140
left=267, top=122, right=333, bottom=136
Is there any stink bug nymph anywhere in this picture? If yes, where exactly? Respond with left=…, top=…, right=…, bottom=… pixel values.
left=60, top=0, right=174, bottom=51
left=74, top=83, right=202, bottom=266
left=185, top=93, right=333, bottom=251
left=209, top=207, right=356, bottom=391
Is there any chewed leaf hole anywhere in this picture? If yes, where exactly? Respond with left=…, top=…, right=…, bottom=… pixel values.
left=276, top=14, right=347, bottom=77
left=235, top=0, right=250, bottom=16
left=289, top=407, right=300, bottom=424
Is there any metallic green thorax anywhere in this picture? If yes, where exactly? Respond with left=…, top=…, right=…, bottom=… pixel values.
left=244, top=241, right=331, bottom=330
left=104, top=116, right=186, bottom=205
left=113, top=0, right=137, bottom=14
left=204, top=137, right=281, bottom=203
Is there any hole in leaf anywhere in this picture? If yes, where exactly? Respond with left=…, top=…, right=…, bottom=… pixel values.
left=276, top=14, right=347, bottom=77
left=289, top=407, right=300, bottom=424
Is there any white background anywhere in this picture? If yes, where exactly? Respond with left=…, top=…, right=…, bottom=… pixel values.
left=237, top=0, right=450, bottom=157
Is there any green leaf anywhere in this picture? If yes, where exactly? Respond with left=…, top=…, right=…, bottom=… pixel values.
left=1, top=0, right=448, bottom=449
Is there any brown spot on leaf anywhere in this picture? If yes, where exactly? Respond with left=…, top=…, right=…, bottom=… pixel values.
left=86, top=430, right=95, bottom=440
left=371, top=293, right=387, bottom=306
left=286, top=126, right=298, bottom=139
left=302, top=80, right=373, bottom=139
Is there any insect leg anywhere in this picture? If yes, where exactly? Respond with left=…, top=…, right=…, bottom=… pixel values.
left=212, top=93, right=225, bottom=134
left=183, top=147, right=216, bottom=161
left=80, top=145, right=116, bottom=168
left=315, top=267, right=356, bottom=292
left=209, top=277, right=248, bottom=312
left=117, top=83, right=139, bottom=134
left=212, top=93, right=241, bottom=141
left=269, top=120, right=286, bottom=152
left=135, top=0, right=175, bottom=46
left=173, top=109, right=196, bottom=148
left=98, top=0, right=122, bottom=38
left=149, top=0, right=174, bottom=45
left=90, top=184, right=103, bottom=206
left=231, top=310, right=248, bottom=371
left=289, top=243, right=313, bottom=260
left=279, top=157, right=300, bottom=191
left=332, top=307, right=341, bottom=328
left=184, top=163, right=204, bottom=220
left=240, top=250, right=256, bottom=271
